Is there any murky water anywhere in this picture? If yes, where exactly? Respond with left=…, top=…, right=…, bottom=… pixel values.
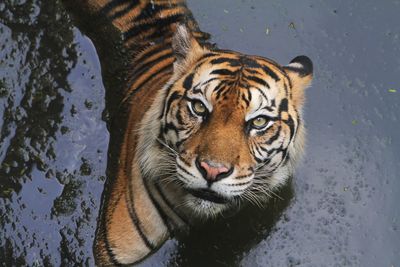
left=1, top=0, right=399, bottom=266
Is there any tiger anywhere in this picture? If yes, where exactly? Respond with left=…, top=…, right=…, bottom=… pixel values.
left=63, top=0, right=313, bottom=265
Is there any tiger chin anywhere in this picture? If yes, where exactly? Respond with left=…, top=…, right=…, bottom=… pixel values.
left=63, top=0, right=313, bottom=265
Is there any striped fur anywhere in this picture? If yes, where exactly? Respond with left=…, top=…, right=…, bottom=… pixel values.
left=63, top=0, right=313, bottom=265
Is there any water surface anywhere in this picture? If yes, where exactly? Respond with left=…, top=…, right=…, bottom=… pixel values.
left=1, top=0, right=399, bottom=266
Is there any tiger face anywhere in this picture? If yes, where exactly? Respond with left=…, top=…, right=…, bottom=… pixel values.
left=141, top=26, right=312, bottom=218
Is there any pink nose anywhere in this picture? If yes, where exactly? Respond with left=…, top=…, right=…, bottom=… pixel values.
left=196, top=160, right=233, bottom=182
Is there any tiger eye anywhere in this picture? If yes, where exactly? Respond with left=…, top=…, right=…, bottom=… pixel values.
left=192, top=101, right=207, bottom=116
left=252, top=116, right=268, bottom=128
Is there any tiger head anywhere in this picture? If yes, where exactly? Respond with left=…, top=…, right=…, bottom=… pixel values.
left=139, top=26, right=313, bottom=218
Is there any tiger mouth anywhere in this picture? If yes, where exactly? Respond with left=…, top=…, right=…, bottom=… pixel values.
left=187, top=188, right=229, bottom=204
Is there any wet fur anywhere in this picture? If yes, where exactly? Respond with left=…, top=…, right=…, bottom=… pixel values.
left=63, top=0, right=313, bottom=265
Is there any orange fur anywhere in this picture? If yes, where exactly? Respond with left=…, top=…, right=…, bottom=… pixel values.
left=63, top=1, right=313, bottom=265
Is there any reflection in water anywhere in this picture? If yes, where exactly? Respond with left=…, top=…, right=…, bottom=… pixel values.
left=0, top=0, right=108, bottom=265
left=0, top=0, right=76, bottom=196
left=3, top=0, right=399, bottom=266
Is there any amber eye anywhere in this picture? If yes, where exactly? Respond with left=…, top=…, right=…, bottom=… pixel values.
left=191, top=100, right=207, bottom=116
left=251, top=116, right=269, bottom=129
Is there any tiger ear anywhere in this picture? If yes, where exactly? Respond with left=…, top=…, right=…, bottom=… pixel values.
left=283, top=55, right=313, bottom=108
left=172, top=24, right=205, bottom=72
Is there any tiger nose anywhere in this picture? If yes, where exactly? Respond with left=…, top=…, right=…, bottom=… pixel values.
left=195, top=159, right=233, bottom=182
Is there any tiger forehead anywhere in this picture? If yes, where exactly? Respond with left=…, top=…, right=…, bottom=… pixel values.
left=183, top=54, right=287, bottom=110
left=189, top=54, right=288, bottom=92
left=204, top=53, right=286, bottom=80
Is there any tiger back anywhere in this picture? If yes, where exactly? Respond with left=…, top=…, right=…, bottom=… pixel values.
left=63, top=0, right=313, bottom=265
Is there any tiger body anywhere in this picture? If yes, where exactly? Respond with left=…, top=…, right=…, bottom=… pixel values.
left=63, top=0, right=313, bottom=265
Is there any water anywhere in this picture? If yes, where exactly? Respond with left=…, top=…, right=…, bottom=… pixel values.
left=1, top=0, right=399, bottom=266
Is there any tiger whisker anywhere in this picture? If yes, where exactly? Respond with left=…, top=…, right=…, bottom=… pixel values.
left=240, top=191, right=263, bottom=209
left=156, top=137, right=179, bottom=156
left=249, top=182, right=283, bottom=201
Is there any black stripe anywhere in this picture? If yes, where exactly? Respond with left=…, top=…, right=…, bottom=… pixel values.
left=255, top=158, right=271, bottom=169
left=273, top=150, right=288, bottom=171
left=183, top=73, right=194, bottom=90
left=235, top=173, right=253, bottom=179
left=253, top=154, right=264, bottom=164
left=142, top=178, right=173, bottom=233
left=262, top=105, right=274, bottom=112
left=220, top=87, right=231, bottom=99
left=155, top=182, right=190, bottom=225
left=135, top=3, right=183, bottom=22
left=248, top=90, right=252, bottom=102
left=246, top=75, right=269, bottom=88
left=279, top=98, right=288, bottom=113
left=215, top=83, right=228, bottom=99
left=254, top=144, right=264, bottom=158
left=191, top=53, right=218, bottom=70
left=210, top=57, right=241, bottom=66
left=246, top=69, right=262, bottom=75
left=243, top=91, right=252, bottom=107
left=176, top=107, right=185, bottom=125
left=266, top=126, right=282, bottom=145
left=284, top=82, right=289, bottom=96
left=249, top=143, right=257, bottom=161
left=133, top=3, right=165, bottom=21
left=164, top=91, right=182, bottom=116
left=108, top=0, right=140, bottom=20
left=176, top=164, right=197, bottom=179
left=241, top=94, right=250, bottom=107
left=211, top=69, right=237, bottom=76
left=197, top=52, right=218, bottom=61
left=240, top=56, right=261, bottom=68
left=258, top=144, right=269, bottom=153
left=124, top=13, right=183, bottom=41
left=283, top=152, right=291, bottom=165
left=147, top=31, right=174, bottom=44
left=126, top=181, right=154, bottom=250
left=100, top=0, right=132, bottom=15
left=256, top=87, right=269, bottom=103
left=267, top=146, right=286, bottom=156
left=129, top=52, right=174, bottom=85
left=135, top=45, right=170, bottom=66
left=192, top=82, right=203, bottom=94
left=163, top=122, right=179, bottom=134
left=124, top=63, right=173, bottom=105
left=284, top=115, right=296, bottom=140
left=160, top=83, right=174, bottom=119
left=203, top=77, right=219, bottom=85
left=213, top=81, right=225, bottom=94
left=226, top=180, right=252, bottom=186
left=175, top=135, right=190, bottom=149
left=134, top=63, right=172, bottom=91
left=261, top=65, right=280, bottom=81
left=237, top=81, right=250, bottom=90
